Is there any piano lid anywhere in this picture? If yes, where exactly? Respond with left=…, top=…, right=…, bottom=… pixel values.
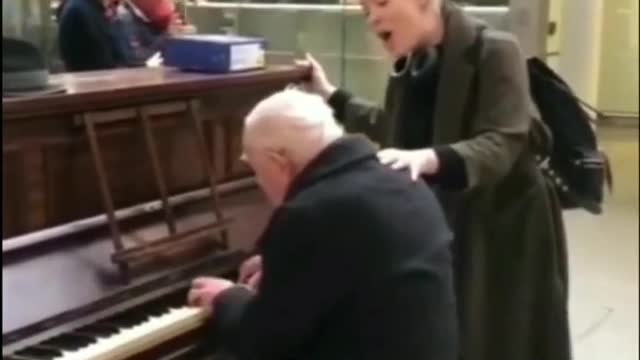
left=2, top=65, right=311, bottom=120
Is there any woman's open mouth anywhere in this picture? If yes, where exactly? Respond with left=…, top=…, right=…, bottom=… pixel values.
left=378, top=31, right=392, bottom=44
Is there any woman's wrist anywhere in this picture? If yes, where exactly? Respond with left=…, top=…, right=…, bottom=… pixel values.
left=428, top=146, right=468, bottom=190
left=320, top=84, right=337, bottom=101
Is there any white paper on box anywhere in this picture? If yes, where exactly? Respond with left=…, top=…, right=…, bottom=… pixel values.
left=230, top=43, right=265, bottom=71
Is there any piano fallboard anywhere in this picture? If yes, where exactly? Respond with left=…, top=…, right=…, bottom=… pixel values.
left=3, top=188, right=272, bottom=356
left=3, top=251, right=243, bottom=354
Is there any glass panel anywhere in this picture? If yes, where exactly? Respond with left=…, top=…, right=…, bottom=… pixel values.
left=3, top=0, right=511, bottom=82
left=186, top=0, right=511, bottom=104
left=2, top=0, right=61, bottom=71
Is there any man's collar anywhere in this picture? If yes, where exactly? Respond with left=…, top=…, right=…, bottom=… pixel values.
left=283, top=135, right=378, bottom=202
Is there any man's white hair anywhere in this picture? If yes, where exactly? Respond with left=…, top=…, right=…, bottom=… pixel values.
left=243, top=88, right=345, bottom=167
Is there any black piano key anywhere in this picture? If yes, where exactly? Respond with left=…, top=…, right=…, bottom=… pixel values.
left=75, top=323, right=121, bottom=337
left=70, top=330, right=111, bottom=340
left=26, top=345, right=65, bottom=354
left=40, top=334, right=90, bottom=350
left=102, top=311, right=151, bottom=328
left=5, top=356, right=47, bottom=360
left=13, top=346, right=63, bottom=359
left=40, top=333, right=96, bottom=350
left=5, top=356, right=49, bottom=360
left=146, top=305, right=169, bottom=316
left=78, top=323, right=122, bottom=336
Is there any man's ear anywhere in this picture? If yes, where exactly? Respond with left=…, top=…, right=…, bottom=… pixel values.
left=267, top=149, right=297, bottom=175
left=266, top=149, right=286, bottom=167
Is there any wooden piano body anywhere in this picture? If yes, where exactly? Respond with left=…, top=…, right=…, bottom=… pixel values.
left=2, top=65, right=309, bottom=359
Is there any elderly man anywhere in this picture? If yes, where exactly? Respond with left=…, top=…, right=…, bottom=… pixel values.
left=187, top=88, right=458, bottom=360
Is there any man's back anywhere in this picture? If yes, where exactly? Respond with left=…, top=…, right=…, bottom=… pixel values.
left=282, top=136, right=459, bottom=359
left=210, top=136, right=458, bottom=360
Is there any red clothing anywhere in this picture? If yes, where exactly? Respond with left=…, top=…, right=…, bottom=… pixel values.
left=129, top=0, right=175, bottom=31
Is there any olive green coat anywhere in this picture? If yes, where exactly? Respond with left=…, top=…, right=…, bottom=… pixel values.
left=335, top=3, right=572, bottom=360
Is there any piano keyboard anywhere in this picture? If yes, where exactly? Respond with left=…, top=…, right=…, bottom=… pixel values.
left=53, top=307, right=207, bottom=360
left=4, top=295, right=209, bottom=360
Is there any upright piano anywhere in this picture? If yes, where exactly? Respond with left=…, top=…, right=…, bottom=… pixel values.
left=2, top=65, right=309, bottom=359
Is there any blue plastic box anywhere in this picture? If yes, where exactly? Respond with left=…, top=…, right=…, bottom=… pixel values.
left=162, top=34, right=266, bottom=73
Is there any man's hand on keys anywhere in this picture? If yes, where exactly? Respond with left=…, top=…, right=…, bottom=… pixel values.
left=187, top=277, right=234, bottom=315
left=238, top=255, right=263, bottom=291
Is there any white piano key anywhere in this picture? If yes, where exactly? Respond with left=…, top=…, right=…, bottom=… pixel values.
left=51, top=306, right=208, bottom=360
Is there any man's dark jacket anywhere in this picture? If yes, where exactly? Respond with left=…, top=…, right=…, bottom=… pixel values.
left=211, top=136, right=458, bottom=360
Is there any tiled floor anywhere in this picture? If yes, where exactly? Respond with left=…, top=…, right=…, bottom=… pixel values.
left=565, top=125, right=639, bottom=360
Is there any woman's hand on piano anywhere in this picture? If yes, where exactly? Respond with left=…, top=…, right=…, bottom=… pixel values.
left=238, top=255, right=263, bottom=285
left=187, top=277, right=234, bottom=315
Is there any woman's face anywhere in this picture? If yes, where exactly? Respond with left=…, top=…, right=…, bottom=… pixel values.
left=361, top=0, right=437, bottom=59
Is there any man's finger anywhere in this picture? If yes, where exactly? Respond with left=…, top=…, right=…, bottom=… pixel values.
left=378, top=156, right=398, bottom=166
left=191, top=277, right=208, bottom=289
left=390, top=159, right=409, bottom=170
left=410, top=164, right=421, bottom=182
left=187, top=289, right=202, bottom=307
left=377, top=150, right=399, bottom=165
left=238, top=269, right=253, bottom=284
left=306, top=53, right=319, bottom=66
left=377, top=148, right=397, bottom=157
left=247, top=272, right=262, bottom=290
left=377, top=149, right=399, bottom=161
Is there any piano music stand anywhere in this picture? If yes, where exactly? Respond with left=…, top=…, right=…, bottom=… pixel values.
left=81, top=99, right=230, bottom=282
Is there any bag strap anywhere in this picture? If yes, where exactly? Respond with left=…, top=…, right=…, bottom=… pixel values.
left=527, top=57, right=604, bottom=123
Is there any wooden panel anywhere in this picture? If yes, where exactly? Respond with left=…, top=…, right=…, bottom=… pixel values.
left=228, top=108, right=254, bottom=179
left=212, top=117, right=227, bottom=178
left=2, top=66, right=307, bottom=238
left=43, top=113, right=209, bottom=228
left=22, top=148, right=48, bottom=232
left=199, top=85, right=271, bottom=179
left=3, top=150, right=23, bottom=237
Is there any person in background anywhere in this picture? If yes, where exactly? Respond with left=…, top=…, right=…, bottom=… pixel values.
left=114, top=0, right=191, bottom=67
left=57, top=0, right=126, bottom=72
left=187, top=88, right=458, bottom=360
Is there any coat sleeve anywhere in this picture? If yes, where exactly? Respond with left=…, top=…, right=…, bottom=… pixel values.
left=447, top=33, right=532, bottom=189
left=210, top=206, right=353, bottom=360
left=59, top=7, right=116, bottom=71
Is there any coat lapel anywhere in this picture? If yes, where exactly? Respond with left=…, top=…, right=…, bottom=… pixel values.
left=433, top=3, right=484, bottom=145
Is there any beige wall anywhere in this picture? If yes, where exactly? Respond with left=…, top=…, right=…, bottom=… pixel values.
left=553, top=0, right=639, bottom=115
left=596, top=0, right=639, bottom=115
left=545, top=0, right=563, bottom=71
left=557, top=0, right=604, bottom=107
